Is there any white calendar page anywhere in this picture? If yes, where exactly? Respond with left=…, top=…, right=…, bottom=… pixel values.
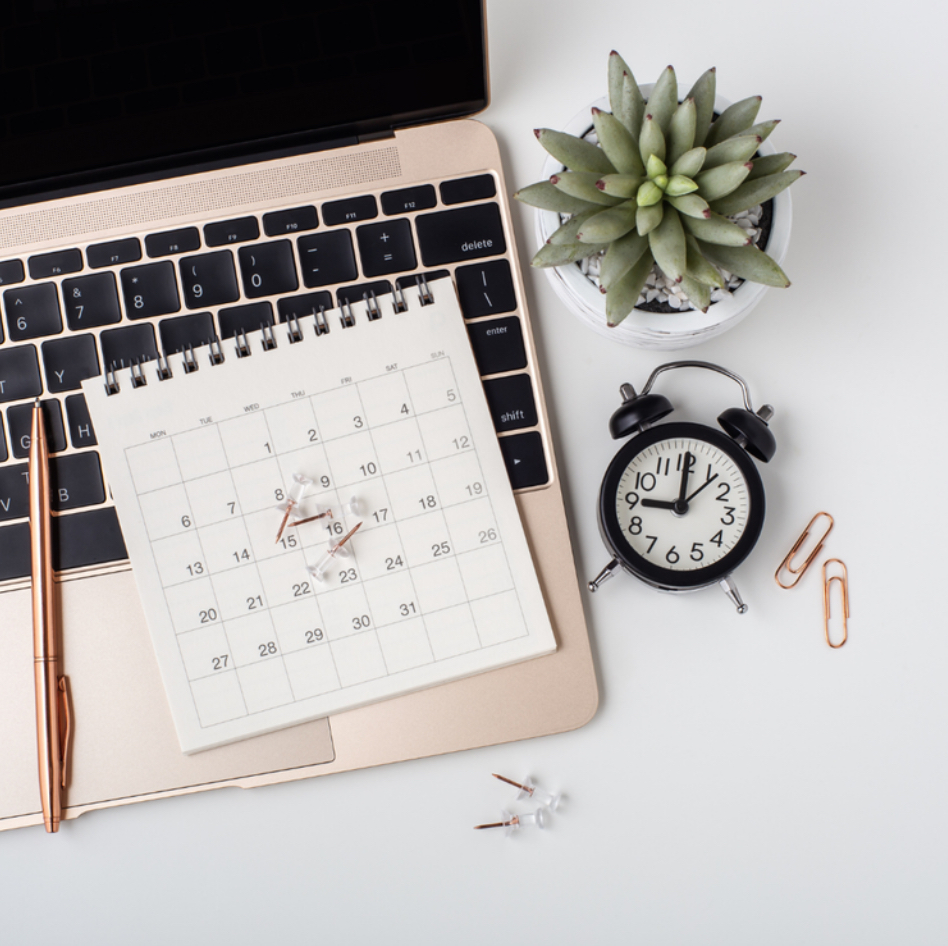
left=83, top=281, right=556, bottom=753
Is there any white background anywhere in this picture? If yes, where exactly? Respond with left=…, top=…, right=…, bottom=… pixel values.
left=4, top=1, right=948, bottom=942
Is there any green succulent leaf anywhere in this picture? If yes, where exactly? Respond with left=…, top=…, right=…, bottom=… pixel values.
left=532, top=239, right=611, bottom=268
left=666, top=98, right=696, bottom=168
left=709, top=169, right=805, bottom=216
left=535, top=128, right=616, bottom=175
left=695, top=160, right=752, bottom=201
left=639, top=114, right=666, bottom=165
left=645, top=153, right=667, bottom=179
left=665, top=175, right=698, bottom=197
left=667, top=193, right=710, bottom=218
left=600, top=230, right=650, bottom=290
left=548, top=209, right=599, bottom=245
left=597, top=173, right=645, bottom=198
left=669, top=147, right=706, bottom=179
left=746, top=152, right=796, bottom=180
left=636, top=180, right=664, bottom=207
left=702, top=134, right=762, bottom=171
left=608, top=51, right=634, bottom=118
left=647, top=66, right=678, bottom=133
left=681, top=211, right=752, bottom=246
left=514, top=181, right=602, bottom=214
left=606, top=250, right=654, bottom=326
left=552, top=172, right=624, bottom=205
left=685, top=233, right=725, bottom=287
left=696, top=240, right=790, bottom=287
left=648, top=205, right=686, bottom=283
left=592, top=108, right=645, bottom=176
left=678, top=274, right=712, bottom=312
left=686, top=67, right=717, bottom=148
left=620, top=73, right=646, bottom=139
left=636, top=202, right=663, bottom=235
left=576, top=202, right=638, bottom=243
left=744, top=119, right=780, bottom=144
left=704, top=96, right=763, bottom=148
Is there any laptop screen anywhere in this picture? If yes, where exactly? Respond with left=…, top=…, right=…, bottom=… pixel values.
left=0, top=0, right=488, bottom=199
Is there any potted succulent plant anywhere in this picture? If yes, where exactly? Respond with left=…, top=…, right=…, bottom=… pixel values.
left=516, top=53, right=804, bottom=348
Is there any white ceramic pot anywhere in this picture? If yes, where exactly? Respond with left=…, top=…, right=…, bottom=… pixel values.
left=534, top=90, right=793, bottom=350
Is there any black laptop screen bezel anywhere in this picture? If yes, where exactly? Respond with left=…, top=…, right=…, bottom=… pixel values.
left=0, top=0, right=489, bottom=203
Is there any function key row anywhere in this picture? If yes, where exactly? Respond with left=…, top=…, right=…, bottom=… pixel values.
left=0, top=174, right=499, bottom=286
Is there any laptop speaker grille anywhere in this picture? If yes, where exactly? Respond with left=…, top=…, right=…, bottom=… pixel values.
left=0, top=146, right=402, bottom=251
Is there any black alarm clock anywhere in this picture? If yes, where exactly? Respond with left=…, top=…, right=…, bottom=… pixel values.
left=588, top=361, right=776, bottom=614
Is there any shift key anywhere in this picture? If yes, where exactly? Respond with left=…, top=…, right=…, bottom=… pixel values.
left=482, top=374, right=538, bottom=432
left=415, top=204, right=506, bottom=266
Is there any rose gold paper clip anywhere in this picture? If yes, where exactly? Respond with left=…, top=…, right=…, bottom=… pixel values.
left=822, top=559, right=849, bottom=648
left=775, top=512, right=835, bottom=589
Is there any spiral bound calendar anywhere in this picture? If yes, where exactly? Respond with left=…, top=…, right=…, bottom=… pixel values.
left=81, top=279, right=556, bottom=753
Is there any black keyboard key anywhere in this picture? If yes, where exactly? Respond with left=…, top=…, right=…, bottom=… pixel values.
left=356, top=219, right=416, bottom=278
left=482, top=374, right=538, bottom=432
left=0, top=260, right=25, bottom=287
left=498, top=432, right=549, bottom=490
left=0, top=522, right=29, bottom=581
left=159, top=312, right=218, bottom=354
left=28, top=248, right=83, bottom=279
left=87, top=237, right=142, bottom=268
left=336, top=281, right=391, bottom=308
left=0, top=346, right=43, bottom=403
left=179, top=252, right=240, bottom=309
left=218, top=302, right=274, bottom=339
left=381, top=185, right=436, bottom=216
left=0, top=463, right=28, bottom=521
left=7, top=398, right=67, bottom=458
left=0, top=414, right=6, bottom=462
left=62, top=272, right=123, bottom=329
left=145, top=227, right=201, bottom=258
left=322, top=195, right=378, bottom=226
left=440, top=174, right=497, bottom=205
left=415, top=203, right=506, bottom=266
left=277, top=291, right=333, bottom=322
left=297, top=231, right=357, bottom=288
left=54, top=507, right=128, bottom=571
left=467, top=317, right=527, bottom=376
left=49, top=452, right=106, bottom=511
left=42, top=334, right=101, bottom=392
left=100, top=323, right=159, bottom=369
left=65, top=394, right=97, bottom=448
left=4, top=284, right=63, bottom=340
left=205, top=216, right=260, bottom=247
left=238, top=241, right=298, bottom=298
left=455, top=259, right=517, bottom=319
left=120, top=262, right=180, bottom=319
left=263, top=206, right=318, bottom=236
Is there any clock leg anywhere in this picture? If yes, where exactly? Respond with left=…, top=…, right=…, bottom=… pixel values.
left=588, top=558, right=620, bottom=593
left=719, top=576, right=749, bottom=614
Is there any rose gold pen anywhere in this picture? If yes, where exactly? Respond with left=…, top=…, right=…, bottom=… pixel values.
left=30, top=400, right=70, bottom=833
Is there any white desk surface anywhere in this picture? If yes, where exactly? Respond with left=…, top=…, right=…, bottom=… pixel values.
left=5, top=2, right=948, bottom=943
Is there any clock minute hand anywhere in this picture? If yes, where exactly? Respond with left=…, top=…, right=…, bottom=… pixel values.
left=676, top=451, right=694, bottom=508
left=685, top=472, right=719, bottom=503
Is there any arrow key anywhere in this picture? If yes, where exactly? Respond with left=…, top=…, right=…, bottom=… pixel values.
left=498, top=431, right=548, bottom=490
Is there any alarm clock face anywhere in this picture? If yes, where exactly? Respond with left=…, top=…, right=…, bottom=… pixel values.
left=599, top=422, right=765, bottom=590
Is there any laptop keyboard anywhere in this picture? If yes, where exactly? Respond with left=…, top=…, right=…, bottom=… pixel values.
left=0, top=174, right=550, bottom=583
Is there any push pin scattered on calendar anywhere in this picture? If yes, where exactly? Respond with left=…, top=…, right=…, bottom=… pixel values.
left=307, top=521, right=363, bottom=582
left=474, top=809, right=547, bottom=837
left=342, top=495, right=363, bottom=517
left=492, top=773, right=563, bottom=810
left=290, top=506, right=333, bottom=528
left=275, top=473, right=313, bottom=543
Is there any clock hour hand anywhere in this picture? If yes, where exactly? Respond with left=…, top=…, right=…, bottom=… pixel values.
left=641, top=452, right=695, bottom=514
left=640, top=498, right=677, bottom=510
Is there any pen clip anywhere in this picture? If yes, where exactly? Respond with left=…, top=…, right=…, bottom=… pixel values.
left=58, top=676, right=71, bottom=788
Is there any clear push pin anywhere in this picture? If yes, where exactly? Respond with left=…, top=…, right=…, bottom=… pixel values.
left=474, top=809, right=547, bottom=837
left=492, top=774, right=562, bottom=810
left=307, top=522, right=362, bottom=582
left=342, top=495, right=362, bottom=517
left=275, top=473, right=313, bottom=543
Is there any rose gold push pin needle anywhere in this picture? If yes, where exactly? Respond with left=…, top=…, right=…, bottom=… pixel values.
left=474, top=809, right=546, bottom=837
left=492, top=773, right=562, bottom=810
left=330, top=521, right=362, bottom=554
left=307, top=522, right=363, bottom=583
left=275, top=473, right=313, bottom=543
left=291, top=508, right=333, bottom=527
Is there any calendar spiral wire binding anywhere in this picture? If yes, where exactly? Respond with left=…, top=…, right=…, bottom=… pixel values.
left=102, top=276, right=441, bottom=396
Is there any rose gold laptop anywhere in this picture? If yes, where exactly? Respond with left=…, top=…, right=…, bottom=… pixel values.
left=0, top=0, right=597, bottom=831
